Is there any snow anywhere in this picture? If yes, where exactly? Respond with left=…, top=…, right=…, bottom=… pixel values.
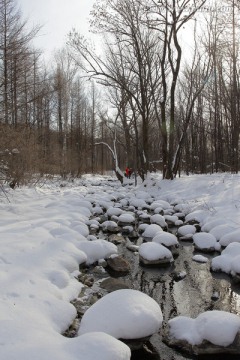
left=67, top=332, right=131, bottom=360
left=152, top=232, right=179, bottom=246
left=142, top=224, right=163, bottom=239
left=150, top=214, right=168, bottom=227
left=78, top=240, right=118, bottom=265
left=106, top=206, right=123, bottom=217
left=78, top=289, right=163, bottom=339
left=192, top=254, right=209, bottom=263
left=129, top=198, right=148, bottom=209
left=209, top=224, right=237, bottom=240
left=192, top=232, right=221, bottom=251
left=168, top=310, right=240, bottom=347
left=118, top=213, right=135, bottom=224
left=219, top=228, right=240, bottom=247
left=211, top=242, right=240, bottom=275
left=139, top=242, right=173, bottom=262
left=177, top=224, right=196, bottom=237
left=0, top=172, right=240, bottom=358
left=101, top=220, right=118, bottom=231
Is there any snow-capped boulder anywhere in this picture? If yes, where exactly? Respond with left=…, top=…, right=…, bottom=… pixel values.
left=78, top=289, right=163, bottom=340
left=193, top=232, right=221, bottom=253
left=106, top=207, right=124, bottom=218
left=129, top=198, right=148, bottom=209
left=71, top=332, right=131, bottom=360
left=164, top=215, right=179, bottom=227
left=219, top=229, right=240, bottom=247
left=150, top=214, right=168, bottom=229
left=138, top=223, right=149, bottom=234
left=177, top=225, right=196, bottom=240
left=92, top=206, right=104, bottom=215
left=211, top=242, right=240, bottom=282
left=165, top=310, right=240, bottom=355
left=101, top=220, right=120, bottom=233
left=78, top=240, right=118, bottom=265
left=209, top=224, right=237, bottom=241
left=138, top=211, right=151, bottom=224
left=150, top=200, right=171, bottom=211
left=201, top=218, right=225, bottom=232
left=192, top=255, right=208, bottom=263
left=139, top=242, right=173, bottom=266
left=118, top=213, right=135, bottom=226
left=185, top=210, right=206, bottom=225
left=142, top=224, right=163, bottom=241
left=152, top=232, right=179, bottom=256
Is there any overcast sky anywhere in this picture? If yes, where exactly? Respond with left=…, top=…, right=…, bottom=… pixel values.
left=18, top=0, right=95, bottom=59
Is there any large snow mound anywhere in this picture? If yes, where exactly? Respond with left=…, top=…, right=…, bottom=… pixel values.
left=168, top=310, right=240, bottom=347
left=78, top=289, right=163, bottom=339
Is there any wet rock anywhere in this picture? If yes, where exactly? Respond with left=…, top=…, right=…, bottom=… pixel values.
left=211, top=291, right=220, bottom=301
left=106, top=255, right=131, bottom=275
left=122, top=335, right=151, bottom=350
left=109, top=233, right=126, bottom=244
left=63, top=318, right=80, bottom=338
left=92, top=264, right=107, bottom=273
left=131, top=341, right=160, bottom=359
left=172, top=271, right=187, bottom=282
left=78, top=274, right=94, bottom=287
left=100, top=277, right=130, bottom=292
left=138, top=213, right=151, bottom=224
left=164, top=334, right=240, bottom=356
left=232, top=273, right=240, bottom=284
left=128, top=230, right=139, bottom=240
left=139, top=255, right=173, bottom=267
left=121, top=226, right=134, bottom=236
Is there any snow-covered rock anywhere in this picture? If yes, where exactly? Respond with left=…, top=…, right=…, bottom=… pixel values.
left=152, top=232, right=179, bottom=256
left=150, top=200, right=171, bottom=210
left=219, top=229, right=240, bottom=247
left=185, top=210, right=207, bottom=224
left=209, top=224, right=236, bottom=240
left=142, top=224, right=163, bottom=240
left=78, top=289, right=163, bottom=339
left=101, top=220, right=120, bottom=233
left=192, top=255, right=208, bottom=263
left=139, top=242, right=173, bottom=266
left=177, top=225, right=196, bottom=240
left=164, top=215, right=179, bottom=226
left=118, top=213, right=135, bottom=226
left=78, top=240, right=118, bottom=265
left=192, top=232, right=221, bottom=253
left=106, top=207, right=124, bottom=217
left=150, top=214, right=168, bottom=228
left=165, top=310, right=240, bottom=355
left=211, top=242, right=240, bottom=279
left=72, top=332, right=131, bottom=360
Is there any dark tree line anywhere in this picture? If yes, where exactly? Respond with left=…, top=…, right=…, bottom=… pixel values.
left=0, top=0, right=239, bottom=186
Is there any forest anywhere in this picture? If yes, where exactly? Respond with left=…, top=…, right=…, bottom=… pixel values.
left=0, top=0, right=239, bottom=185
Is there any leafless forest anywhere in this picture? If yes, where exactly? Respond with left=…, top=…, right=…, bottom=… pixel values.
left=0, top=0, right=239, bottom=186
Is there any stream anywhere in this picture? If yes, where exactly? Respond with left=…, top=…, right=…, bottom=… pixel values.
left=66, top=196, right=240, bottom=359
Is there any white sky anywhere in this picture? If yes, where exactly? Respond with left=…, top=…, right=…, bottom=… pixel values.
left=17, top=0, right=96, bottom=59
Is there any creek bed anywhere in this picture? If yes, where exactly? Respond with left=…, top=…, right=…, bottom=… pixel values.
left=114, top=234, right=240, bottom=359
left=67, top=226, right=240, bottom=359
